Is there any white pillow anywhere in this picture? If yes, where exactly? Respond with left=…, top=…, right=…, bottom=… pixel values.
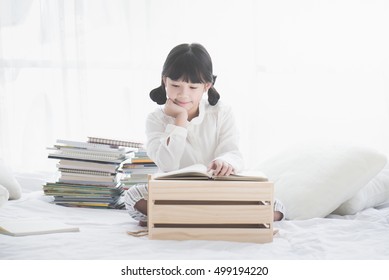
left=333, top=164, right=389, bottom=215
left=0, top=158, right=22, bottom=200
left=0, top=184, right=9, bottom=207
left=256, top=144, right=387, bottom=220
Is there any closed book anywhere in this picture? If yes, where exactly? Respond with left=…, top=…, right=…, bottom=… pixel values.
left=87, top=136, right=143, bottom=148
left=56, top=139, right=129, bottom=152
left=0, top=219, right=79, bottom=236
left=49, top=154, right=123, bottom=164
left=60, top=172, right=117, bottom=182
left=57, top=159, right=119, bottom=173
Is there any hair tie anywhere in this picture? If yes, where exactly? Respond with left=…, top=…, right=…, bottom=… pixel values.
left=212, top=75, right=217, bottom=85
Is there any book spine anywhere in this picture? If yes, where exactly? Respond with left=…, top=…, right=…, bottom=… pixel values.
left=88, top=137, right=143, bottom=148
left=48, top=155, right=123, bottom=164
left=56, top=139, right=122, bottom=150
left=50, top=150, right=125, bottom=160
left=58, top=168, right=114, bottom=176
left=53, top=146, right=130, bottom=156
left=58, top=179, right=118, bottom=187
left=57, top=160, right=119, bottom=170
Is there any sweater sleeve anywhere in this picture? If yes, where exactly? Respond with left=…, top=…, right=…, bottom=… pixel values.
left=212, top=105, right=245, bottom=173
left=145, top=112, right=188, bottom=172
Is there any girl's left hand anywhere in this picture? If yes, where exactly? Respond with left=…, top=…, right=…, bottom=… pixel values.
left=207, top=160, right=234, bottom=176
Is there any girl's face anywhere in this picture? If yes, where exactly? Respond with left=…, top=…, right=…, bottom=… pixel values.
left=164, top=77, right=211, bottom=119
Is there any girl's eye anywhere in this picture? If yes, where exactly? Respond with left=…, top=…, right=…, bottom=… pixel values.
left=190, top=87, right=198, bottom=90
left=172, top=84, right=179, bottom=87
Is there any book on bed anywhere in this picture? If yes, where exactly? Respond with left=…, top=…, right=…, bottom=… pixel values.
left=152, top=164, right=268, bottom=181
left=0, top=219, right=80, bottom=237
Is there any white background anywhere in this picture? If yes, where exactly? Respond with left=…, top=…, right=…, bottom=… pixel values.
left=1, top=0, right=388, bottom=172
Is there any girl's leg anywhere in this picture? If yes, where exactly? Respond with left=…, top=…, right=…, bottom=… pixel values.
left=274, top=199, right=286, bottom=221
left=123, top=183, right=148, bottom=226
left=274, top=211, right=283, bottom=221
left=134, top=199, right=148, bottom=227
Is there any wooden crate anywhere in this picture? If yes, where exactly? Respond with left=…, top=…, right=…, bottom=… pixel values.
left=148, top=178, right=274, bottom=243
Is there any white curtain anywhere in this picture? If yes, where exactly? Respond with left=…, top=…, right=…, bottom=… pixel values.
left=1, top=0, right=388, bottom=172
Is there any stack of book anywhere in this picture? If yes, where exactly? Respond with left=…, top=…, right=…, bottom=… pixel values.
left=120, top=148, right=158, bottom=190
left=44, top=137, right=139, bottom=209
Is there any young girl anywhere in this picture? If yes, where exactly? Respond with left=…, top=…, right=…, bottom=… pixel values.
left=124, top=43, right=285, bottom=225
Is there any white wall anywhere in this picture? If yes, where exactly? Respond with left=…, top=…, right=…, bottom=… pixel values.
left=0, top=0, right=388, bottom=171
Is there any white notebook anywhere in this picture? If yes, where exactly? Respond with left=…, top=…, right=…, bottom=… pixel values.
left=0, top=219, right=80, bottom=236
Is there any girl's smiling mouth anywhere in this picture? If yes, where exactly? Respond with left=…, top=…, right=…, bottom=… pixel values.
left=174, top=100, right=191, bottom=106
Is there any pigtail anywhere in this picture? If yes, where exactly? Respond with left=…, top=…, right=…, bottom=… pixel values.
left=149, top=84, right=167, bottom=105
left=207, top=75, right=219, bottom=106
left=208, top=86, right=220, bottom=106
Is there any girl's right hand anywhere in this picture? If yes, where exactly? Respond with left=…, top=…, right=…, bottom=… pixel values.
left=207, top=160, right=235, bottom=176
left=164, top=99, right=188, bottom=126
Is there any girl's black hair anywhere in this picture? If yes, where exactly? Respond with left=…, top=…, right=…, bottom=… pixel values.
left=149, top=43, right=220, bottom=106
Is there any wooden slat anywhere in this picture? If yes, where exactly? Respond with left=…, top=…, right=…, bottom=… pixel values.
left=150, top=204, right=273, bottom=224
left=153, top=224, right=270, bottom=228
left=149, top=227, right=274, bottom=243
left=154, top=200, right=268, bottom=205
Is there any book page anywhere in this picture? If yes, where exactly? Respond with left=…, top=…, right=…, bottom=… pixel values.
left=153, top=164, right=210, bottom=180
left=213, top=171, right=268, bottom=181
left=152, top=164, right=268, bottom=181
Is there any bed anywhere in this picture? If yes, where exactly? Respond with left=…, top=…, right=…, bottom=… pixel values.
left=1, top=171, right=389, bottom=260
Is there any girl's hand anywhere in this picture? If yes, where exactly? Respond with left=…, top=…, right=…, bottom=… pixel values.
left=164, top=99, right=188, bottom=127
left=164, top=98, right=187, bottom=118
left=207, top=160, right=234, bottom=176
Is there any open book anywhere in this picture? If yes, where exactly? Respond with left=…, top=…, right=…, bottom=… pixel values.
left=152, top=164, right=268, bottom=181
left=0, top=219, right=80, bottom=237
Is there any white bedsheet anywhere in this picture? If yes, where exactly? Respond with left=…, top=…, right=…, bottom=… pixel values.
left=1, top=172, right=389, bottom=260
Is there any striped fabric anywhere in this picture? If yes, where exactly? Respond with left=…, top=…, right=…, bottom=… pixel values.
left=123, top=183, right=148, bottom=222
